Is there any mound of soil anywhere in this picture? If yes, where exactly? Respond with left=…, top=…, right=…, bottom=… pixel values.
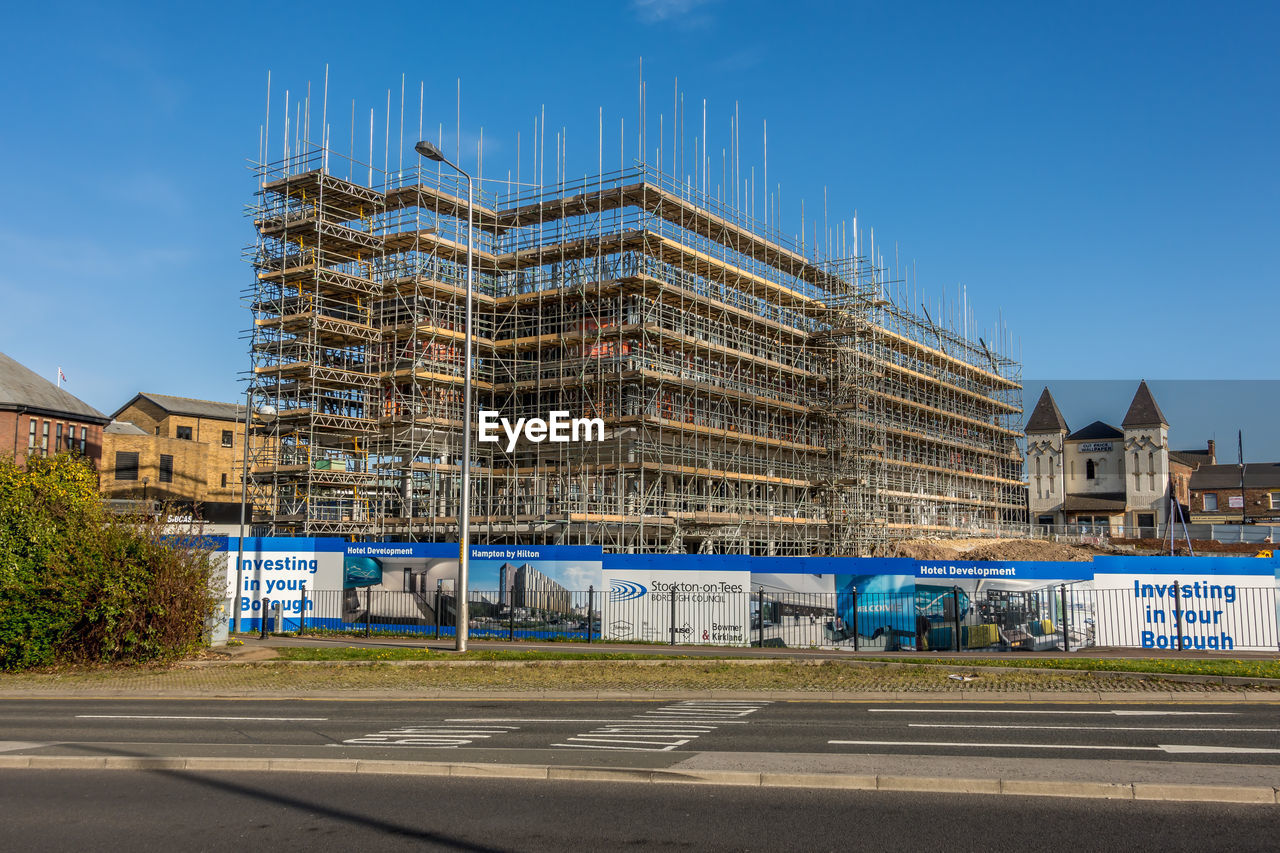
left=961, top=539, right=1095, bottom=562
left=877, top=537, right=1105, bottom=562
left=874, top=540, right=963, bottom=560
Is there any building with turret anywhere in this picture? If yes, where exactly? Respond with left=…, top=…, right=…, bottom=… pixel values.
left=1025, top=381, right=1209, bottom=537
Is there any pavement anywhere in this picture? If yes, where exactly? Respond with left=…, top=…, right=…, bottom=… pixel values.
left=6, top=771, right=1276, bottom=852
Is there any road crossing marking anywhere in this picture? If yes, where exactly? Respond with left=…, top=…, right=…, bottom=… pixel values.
left=553, top=700, right=772, bottom=752
left=76, top=715, right=328, bottom=722
left=867, top=709, right=1234, bottom=717
left=341, top=725, right=518, bottom=748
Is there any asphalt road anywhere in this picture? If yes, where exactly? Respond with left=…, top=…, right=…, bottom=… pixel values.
left=1, top=770, right=1277, bottom=852
left=3, top=698, right=1280, bottom=775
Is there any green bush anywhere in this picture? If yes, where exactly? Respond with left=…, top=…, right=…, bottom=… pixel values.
left=0, top=453, right=219, bottom=670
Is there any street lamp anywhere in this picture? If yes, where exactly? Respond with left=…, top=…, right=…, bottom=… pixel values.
left=415, top=138, right=474, bottom=652
left=232, top=397, right=277, bottom=633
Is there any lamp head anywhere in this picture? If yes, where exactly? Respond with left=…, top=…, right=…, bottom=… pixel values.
left=256, top=403, right=277, bottom=424
left=415, top=140, right=445, bottom=162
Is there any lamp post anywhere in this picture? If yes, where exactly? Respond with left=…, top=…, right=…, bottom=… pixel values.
left=233, top=395, right=277, bottom=634
left=416, top=139, right=474, bottom=652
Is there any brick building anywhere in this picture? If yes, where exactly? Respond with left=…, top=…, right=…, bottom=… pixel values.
left=0, top=351, right=108, bottom=467
left=101, top=393, right=247, bottom=530
left=1189, top=463, right=1280, bottom=526
left=1025, top=381, right=1213, bottom=536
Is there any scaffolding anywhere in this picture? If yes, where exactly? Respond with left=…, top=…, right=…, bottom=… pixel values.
left=246, top=143, right=1023, bottom=554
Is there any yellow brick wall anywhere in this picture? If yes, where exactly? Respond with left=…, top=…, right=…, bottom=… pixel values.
left=108, top=403, right=245, bottom=504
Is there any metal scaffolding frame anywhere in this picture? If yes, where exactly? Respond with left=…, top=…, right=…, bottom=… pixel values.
left=245, top=140, right=1023, bottom=554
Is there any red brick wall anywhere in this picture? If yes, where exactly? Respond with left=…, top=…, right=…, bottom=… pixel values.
left=0, top=411, right=103, bottom=469
left=1192, top=486, right=1280, bottom=523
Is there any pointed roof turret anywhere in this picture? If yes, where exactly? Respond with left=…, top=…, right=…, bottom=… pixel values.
left=1122, top=380, right=1168, bottom=429
left=1025, top=387, right=1069, bottom=434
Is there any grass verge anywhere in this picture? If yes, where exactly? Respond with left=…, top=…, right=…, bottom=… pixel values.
left=2, top=659, right=1250, bottom=693
left=860, top=657, right=1280, bottom=680
left=274, top=647, right=687, bottom=662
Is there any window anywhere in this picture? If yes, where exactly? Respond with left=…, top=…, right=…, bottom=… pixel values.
left=221, top=430, right=233, bottom=448
left=1138, top=513, right=1155, bottom=531
left=41, top=422, right=49, bottom=453
left=1086, top=459, right=1096, bottom=480
left=27, top=420, right=36, bottom=449
left=79, top=427, right=87, bottom=454
left=55, top=423, right=63, bottom=451
left=1204, top=493, right=1218, bottom=512
left=221, top=473, right=228, bottom=488
left=1271, top=492, right=1280, bottom=511
left=158, top=454, right=174, bottom=484
left=1037, top=514, right=1054, bottom=527
left=176, top=425, right=193, bottom=440
left=114, top=451, right=139, bottom=481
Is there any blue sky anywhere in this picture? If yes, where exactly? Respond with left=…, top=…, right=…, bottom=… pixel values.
left=2, top=2, right=1276, bottom=439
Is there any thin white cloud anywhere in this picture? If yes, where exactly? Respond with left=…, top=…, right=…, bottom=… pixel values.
left=632, top=0, right=718, bottom=26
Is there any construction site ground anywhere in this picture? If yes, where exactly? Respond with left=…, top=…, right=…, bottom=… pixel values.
left=878, top=536, right=1270, bottom=560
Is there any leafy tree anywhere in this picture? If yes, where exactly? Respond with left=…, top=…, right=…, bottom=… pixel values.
left=0, top=453, right=219, bottom=669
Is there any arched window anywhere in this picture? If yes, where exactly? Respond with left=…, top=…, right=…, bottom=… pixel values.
left=1086, top=459, right=1096, bottom=480
left=1035, top=457, right=1042, bottom=476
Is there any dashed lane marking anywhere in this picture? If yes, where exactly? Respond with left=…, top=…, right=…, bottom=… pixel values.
left=76, top=715, right=328, bottom=722
left=867, top=709, right=1235, bottom=716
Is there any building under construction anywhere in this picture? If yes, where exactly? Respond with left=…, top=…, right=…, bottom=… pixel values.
left=246, top=135, right=1024, bottom=556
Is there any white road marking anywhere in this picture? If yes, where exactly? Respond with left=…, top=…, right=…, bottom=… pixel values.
left=75, top=715, right=328, bottom=722
left=445, top=718, right=747, bottom=724
left=553, top=700, right=771, bottom=752
left=341, top=725, right=518, bottom=748
left=867, top=709, right=1234, bottom=717
left=0, top=741, right=52, bottom=753
left=1159, top=744, right=1280, bottom=754
left=832, top=739, right=1280, bottom=755
left=830, top=739, right=1161, bottom=751
left=910, top=724, right=1280, bottom=733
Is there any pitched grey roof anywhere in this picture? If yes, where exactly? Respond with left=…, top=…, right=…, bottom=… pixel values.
left=1067, top=420, right=1123, bottom=441
left=1190, top=463, right=1280, bottom=491
left=1169, top=450, right=1210, bottom=470
left=1025, top=387, right=1069, bottom=434
left=114, top=392, right=244, bottom=422
left=105, top=420, right=149, bottom=435
left=1122, top=380, right=1168, bottom=429
left=0, top=351, right=109, bottom=423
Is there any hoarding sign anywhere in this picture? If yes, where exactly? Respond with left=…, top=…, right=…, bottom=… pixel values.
left=601, top=568, right=749, bottom=646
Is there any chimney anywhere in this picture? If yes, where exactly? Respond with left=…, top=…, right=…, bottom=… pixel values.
left=1207, top=439, right=1216, bottom=465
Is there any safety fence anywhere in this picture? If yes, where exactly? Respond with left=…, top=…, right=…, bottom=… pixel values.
left=243, top=583, right=1280, bottom=652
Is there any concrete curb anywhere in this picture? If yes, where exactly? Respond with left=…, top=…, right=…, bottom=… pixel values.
left=0, top=755, right=1274, bottom=804
left=2, top=689, right=1280, bottom=702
